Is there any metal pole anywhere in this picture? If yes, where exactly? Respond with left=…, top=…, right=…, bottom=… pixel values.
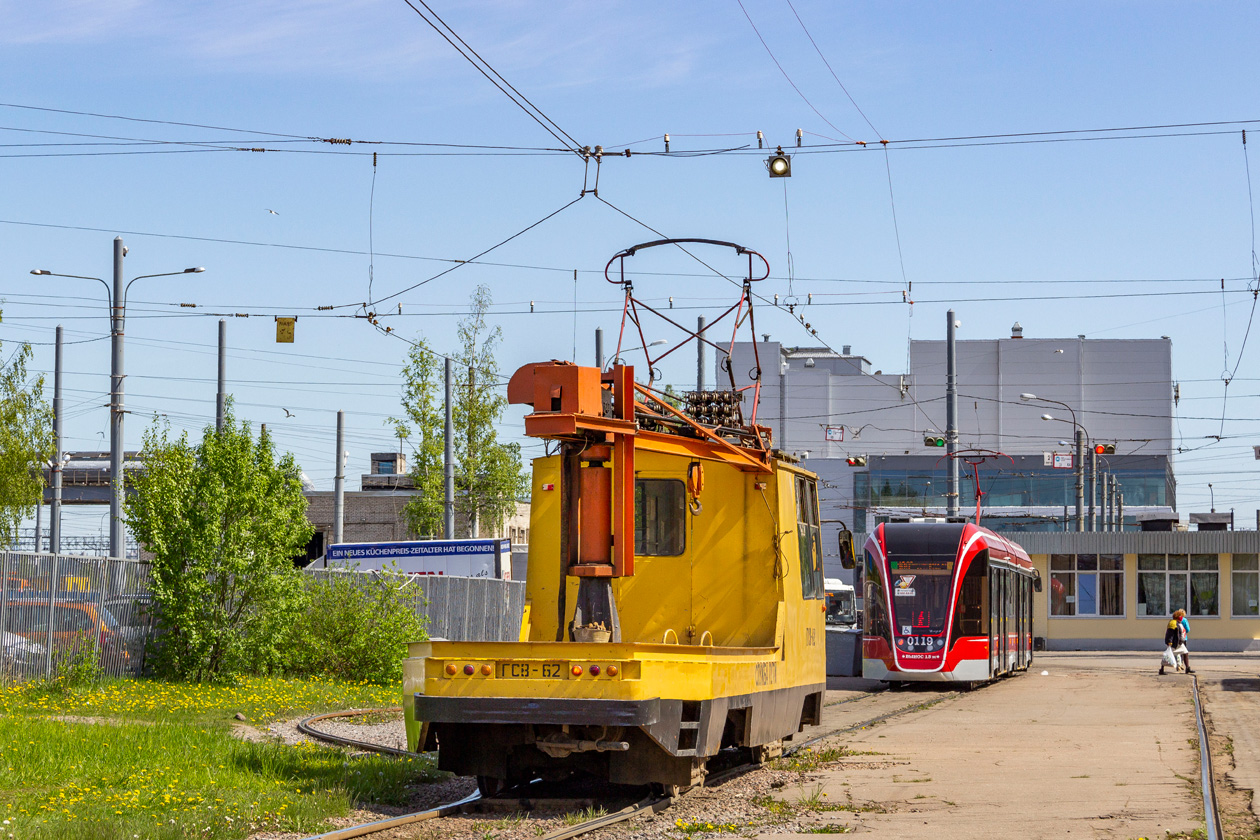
left=1118, top=492, right=1125, bottom=532
left=1110, top=474, right=1119, bottom=531
left=468, top=365, right=477, bottom=539
left=595, top=328, right=604, bottom=370
left=33, top=499, right=42, bottom=553
left=1074, top=428, right=1084, bottom=532
left=333, top=410, right=345, bottom=546
left=778, top=358, right=787, bottom=452
left=110, top=237, right=125, bottom=559
left=50, top=324, right=63, bottom=555
left=697, top=316, right=706, bottom=392
left=444, top=358, right=454, bottom=539
left=216, top=318, right=226, bottom=432
left=1089, top=448, right=1097, bottom=531
left=945, top=309, right=959, bottom=518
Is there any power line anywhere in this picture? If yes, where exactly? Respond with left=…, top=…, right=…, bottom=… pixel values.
left=397, top=0, right=582, bottom=153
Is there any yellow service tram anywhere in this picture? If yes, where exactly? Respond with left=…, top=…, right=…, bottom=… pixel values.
left=403, top=239, right=841, bottom=791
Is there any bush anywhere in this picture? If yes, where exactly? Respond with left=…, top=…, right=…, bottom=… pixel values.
left=284, top=569, right=428, bottom=685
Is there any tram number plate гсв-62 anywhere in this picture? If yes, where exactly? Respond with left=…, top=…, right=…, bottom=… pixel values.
left=496, top=662, right=569, bottom=679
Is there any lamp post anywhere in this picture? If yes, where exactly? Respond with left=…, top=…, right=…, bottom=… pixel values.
left=33, top=238, right=204, bottom=559
left=1021, top=393, right=1087, bottom=532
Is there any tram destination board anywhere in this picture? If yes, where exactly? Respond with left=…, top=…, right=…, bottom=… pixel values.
left=889, top=559, right=951, bottom=572
left=496, top=661, right=569, bottom=680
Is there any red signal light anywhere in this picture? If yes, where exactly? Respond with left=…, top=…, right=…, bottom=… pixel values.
left=1094, top=444, right=1105, bottom=455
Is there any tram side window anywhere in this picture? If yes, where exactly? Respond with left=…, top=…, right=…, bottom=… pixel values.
left=634, top=479, right=685, bottom=556
left=796, top=476, right=824, bottom=599
left=864, top=549, right=892, bottom=644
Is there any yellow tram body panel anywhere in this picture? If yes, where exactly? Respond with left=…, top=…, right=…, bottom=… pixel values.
left=403, top=361, right=828, bottom=787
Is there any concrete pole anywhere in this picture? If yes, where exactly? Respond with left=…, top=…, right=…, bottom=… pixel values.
left=50, top=325, right=63, bottom=554
left=33, top=498, right=42, bottom=553
left=1118, top=491, right=1125, bottom=532
left=778, top=357, right=787, bottom=452
left=595, top=328, right=604, bottom=369
left=1089, top=449, right=1097, bottom=531
left=110, top=237, right=125, bottom=559
left=216, top=318, right=226, bottom=432
left=333, top=410, right=345, bottom=546
left=1102, top=473, right=1112, bottom=531
left=444, top=358, right=454, bottom=540
left=1110, top=474, right=1119, bottom=531
left=468, top=365, right=478, bottom=539
left=945, top=310, right=959, bottom=518
left=697, top=316, right=706, bottom=392
left=1074, top=428, right=1084, bottom=532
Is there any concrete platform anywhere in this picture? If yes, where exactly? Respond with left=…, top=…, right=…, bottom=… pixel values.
left=773, top=651, right=1248, bottom=839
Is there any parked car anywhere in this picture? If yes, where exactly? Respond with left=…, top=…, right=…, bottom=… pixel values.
left=1, top=631, right=45, bottom=674
left=5, top=599, right=130, bottom=668
left=101, top=595, right=157, bottom=665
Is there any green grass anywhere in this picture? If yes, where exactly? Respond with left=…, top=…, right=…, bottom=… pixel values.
left=0, top=674, right=400, bottom=726
left=0, top=677, right=441, bottom=840
left=770, top=746, right=883, bottom=774
left=560, top=806, right=607, bottom=826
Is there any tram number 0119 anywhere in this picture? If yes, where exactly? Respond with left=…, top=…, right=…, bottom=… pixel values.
left=897, top=636, right=942, bottom=652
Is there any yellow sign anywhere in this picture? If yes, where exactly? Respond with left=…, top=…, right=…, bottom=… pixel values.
left=275, top=317, right=295, bottom=343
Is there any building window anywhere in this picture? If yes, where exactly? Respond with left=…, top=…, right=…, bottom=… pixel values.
left=375, top=461, right=395, bottom=475
left=1232, top=554, right=1259, bottom=617
left=1137, top=554, right=1220, bottom=617
left=634, top=479, right=685, bottom=556
left=1049, top=553, right=1123, bottom=617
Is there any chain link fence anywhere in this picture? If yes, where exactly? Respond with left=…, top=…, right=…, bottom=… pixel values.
left=0, top=551, right=157, bottom=683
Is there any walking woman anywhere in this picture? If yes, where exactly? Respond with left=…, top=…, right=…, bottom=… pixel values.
left=1174, top=609, right=1193, bottom=673
left=1160, top=609, right=1192, bottom=675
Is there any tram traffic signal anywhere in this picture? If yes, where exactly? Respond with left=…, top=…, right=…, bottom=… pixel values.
left=924, top=435, right=946, bottom=447
left=1094, top=443, right=1115, bottom=455
left=846, top=456, right=867, bottom=467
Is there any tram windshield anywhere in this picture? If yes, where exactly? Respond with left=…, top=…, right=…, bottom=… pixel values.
left=883, top=523, right=965, bottom=638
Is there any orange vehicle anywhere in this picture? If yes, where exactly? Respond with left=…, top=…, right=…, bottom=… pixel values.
left=5, top=599, right=130, bottom=666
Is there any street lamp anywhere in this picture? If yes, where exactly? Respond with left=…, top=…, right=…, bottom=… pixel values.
left=32, top=237, right=204, bottom=559
left=1022, top=392, right=1089, bottom=532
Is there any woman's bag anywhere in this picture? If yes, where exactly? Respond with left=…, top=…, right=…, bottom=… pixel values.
left=1173, top=644, right=1189, bottom=655
left=1163, top=647, right=1178, bottom=668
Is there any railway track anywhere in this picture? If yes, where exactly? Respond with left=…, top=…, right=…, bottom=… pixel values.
left=295, top=687, right=967, bottom=840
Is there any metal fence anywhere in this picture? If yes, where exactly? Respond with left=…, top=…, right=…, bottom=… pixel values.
left=0, top=551, right=157, bottom=682
left=303, top=569, right=527, bottom=642
left=0, top=551, right=527, bottom=685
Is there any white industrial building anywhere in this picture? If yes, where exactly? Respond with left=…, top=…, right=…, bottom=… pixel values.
left=722, top=325, right=1176, bottom=578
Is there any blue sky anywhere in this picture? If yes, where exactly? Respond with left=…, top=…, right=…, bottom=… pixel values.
left=2, top=0, right=1259, bottom=540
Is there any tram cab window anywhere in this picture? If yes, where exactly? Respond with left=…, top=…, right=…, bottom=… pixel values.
left=796, top=476, right=824, bottom=599
left=634, top=479, right=686, bottom=556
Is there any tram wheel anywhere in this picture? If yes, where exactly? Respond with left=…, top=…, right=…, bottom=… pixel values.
left=476, top=775, right=503, bottom=798
left=651, top=782, right=685, bottom=799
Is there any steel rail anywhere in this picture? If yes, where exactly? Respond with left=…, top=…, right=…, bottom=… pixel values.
left=1191, top=675, right=1223, bottom=840
left=296, top=707, right=412, bottom=758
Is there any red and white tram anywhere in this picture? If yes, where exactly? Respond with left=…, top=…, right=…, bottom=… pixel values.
left=861, top=521, right=1040, bottom=684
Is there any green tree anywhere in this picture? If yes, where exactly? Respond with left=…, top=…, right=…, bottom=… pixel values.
left=125, top=410, right=314, bottom=681
left=393, top=338, right=445, bottom=538
left=398, top=286, right=527, bottom=539
left=0, top=312, right=54, bottom=548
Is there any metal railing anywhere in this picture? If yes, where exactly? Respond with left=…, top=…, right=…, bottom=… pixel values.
left=303, top=569, right=526, bottom=642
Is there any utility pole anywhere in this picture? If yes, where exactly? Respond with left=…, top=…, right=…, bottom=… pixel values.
left=468, top=364, right=478, bottom=539
left=1089, top=448, right=1097, bottom=531
left=697, top=316, right=706, bottom=392
left=1118, top=492, right=1125, bottom=532
left=595, top=328, right=604, bottom=369
left=1110, top=474, right=1119, bottom=531
left=778, top=354, right=787, bottom=452
left=110, top=237, right=125, bottom=558
left=444, top=358, right=454, bottom=540
left=945, top=309, right=959, bottom=518
left=333, top=410, right=345, bottom=547
left=33, top=493, right=42, bottom=553
left=216, top=318, right=226, bottom=432
left=1074, top=429, right=1085, bottom=532
left=50, top=325, right=63, bottom=555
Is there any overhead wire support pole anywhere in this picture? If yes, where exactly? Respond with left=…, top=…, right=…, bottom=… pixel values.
left=110, top=237, right=125, bottom=559
left=50, top=324, right=63, bottom=555
left=444, top=358, right=455, bottom=540
left=697, top=316, right=706, bottom=392
left=945, top=309, right=959, bottom=518
left=1075, top=429, right=1085, bottom=532
left=333, top=410, right=345, bottom=550
left=216, top=318, right=226, bottom=432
